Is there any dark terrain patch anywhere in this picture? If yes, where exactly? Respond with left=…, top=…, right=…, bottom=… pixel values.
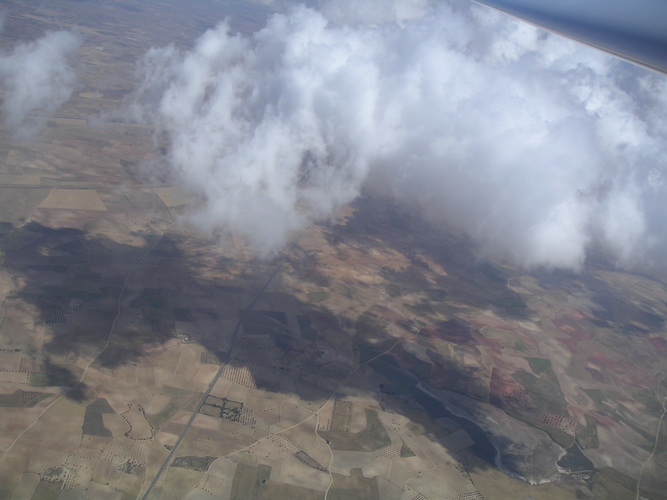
left=172, top=455, right=217, bottom=472
left=82, top=398, right=115, bottom=437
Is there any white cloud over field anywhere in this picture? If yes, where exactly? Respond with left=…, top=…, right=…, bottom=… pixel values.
left=0, top=29, right=81, bottom=139
left=128, top=0, right=667, bottom=270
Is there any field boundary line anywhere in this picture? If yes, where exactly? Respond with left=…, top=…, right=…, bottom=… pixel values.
left=0, top=225, right=170, bottom=463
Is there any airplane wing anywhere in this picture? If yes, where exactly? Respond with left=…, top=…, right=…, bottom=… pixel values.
left=473, top=0, right=667, bottom=74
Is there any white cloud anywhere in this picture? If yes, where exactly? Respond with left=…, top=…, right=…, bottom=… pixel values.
left=316, top=0, right=431, bottom=25
left=127, top=0, right=667, bottom=270
left=0, top=30, right=81, bottom=139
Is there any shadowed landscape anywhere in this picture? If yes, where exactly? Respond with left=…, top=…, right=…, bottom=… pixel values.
left=0, top=1, right=665, bottom=500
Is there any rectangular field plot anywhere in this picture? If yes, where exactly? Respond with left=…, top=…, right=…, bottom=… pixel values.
left=38, top=189, right=107, bottom=211
left=0, top=370, right=30, bottom=384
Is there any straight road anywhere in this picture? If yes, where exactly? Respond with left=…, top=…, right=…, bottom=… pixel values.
left=140, top=251, right=290, bottom=499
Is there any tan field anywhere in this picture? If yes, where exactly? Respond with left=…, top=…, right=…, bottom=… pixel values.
left=0, top=1, right=664, bottom=500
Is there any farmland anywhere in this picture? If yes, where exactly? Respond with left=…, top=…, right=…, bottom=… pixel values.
left=0, top=1, right=665, bottom=499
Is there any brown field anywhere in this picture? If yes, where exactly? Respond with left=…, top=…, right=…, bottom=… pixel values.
left=38, top=189, right=107, bottom=211
left=0, top=1, right=664, bottom=499
left=328, top=469, right=379, bottom=500
left=320, top=409, right=392, bottom=452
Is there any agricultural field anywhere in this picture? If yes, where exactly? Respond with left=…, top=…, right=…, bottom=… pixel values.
left=0, top=1, right=665, bottom=500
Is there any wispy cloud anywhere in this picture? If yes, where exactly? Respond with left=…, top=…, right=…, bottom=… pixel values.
left=0, top=29, right=82, bottom=139
left=127, top=0, right=667, bottom=270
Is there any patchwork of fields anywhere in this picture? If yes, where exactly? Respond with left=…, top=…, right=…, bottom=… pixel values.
left=0, top=1, right=665, bottom=499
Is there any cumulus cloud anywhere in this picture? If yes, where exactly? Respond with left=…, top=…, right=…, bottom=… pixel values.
left=316, top=0, right=431, bottom=25
left=0, top=30, right=81, bottom=139
left=127, top=0, right=667, bottom=270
